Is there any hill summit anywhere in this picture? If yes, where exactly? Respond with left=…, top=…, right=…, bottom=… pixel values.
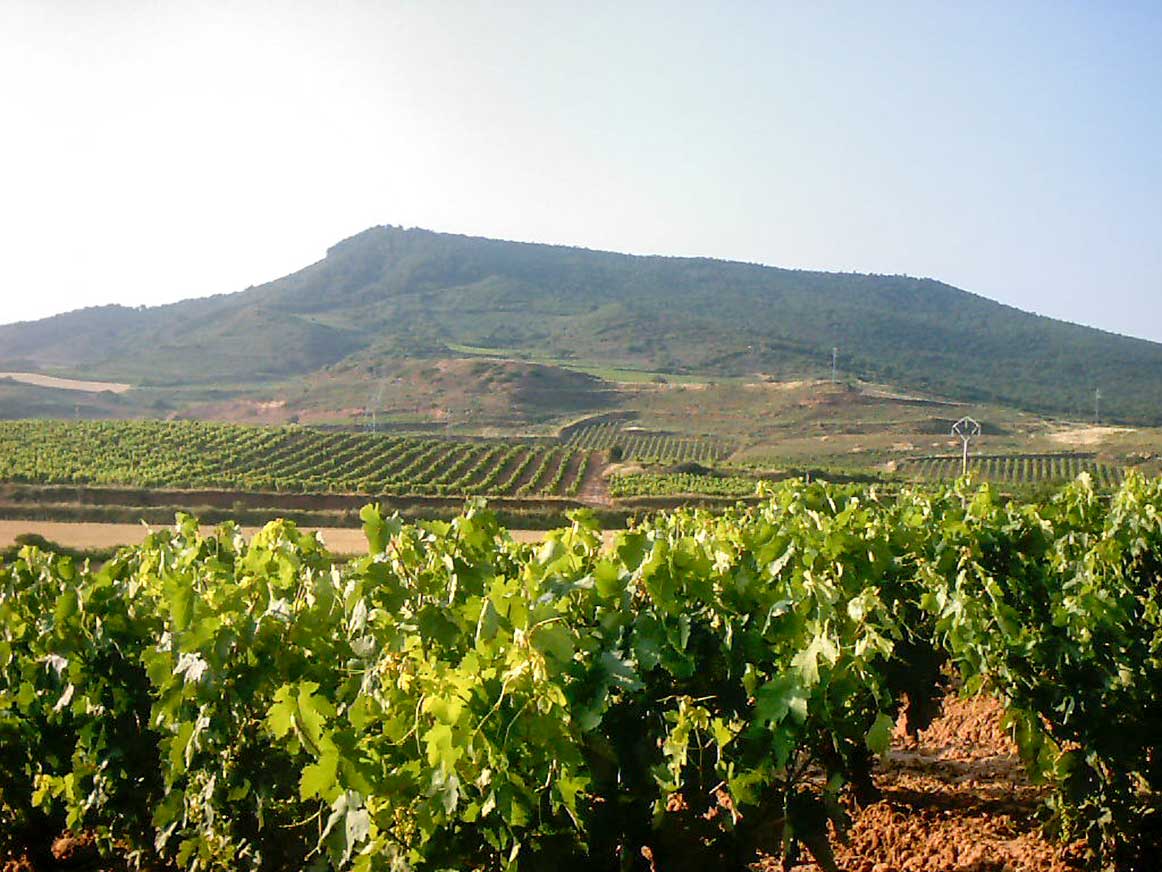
left=3, top=225, right=1161, bottom=422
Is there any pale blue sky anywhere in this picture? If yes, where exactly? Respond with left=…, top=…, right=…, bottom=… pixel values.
left=2, top=1, right=1159, bottom=340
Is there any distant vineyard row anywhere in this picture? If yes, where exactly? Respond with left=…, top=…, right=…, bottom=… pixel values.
left=0, top=421, right=595, bottom=498
left=608, top=471, right=758, bottom=498
left=903, top=453, right=1123, bottom=487
left=566, top=421, right=732, bottom=463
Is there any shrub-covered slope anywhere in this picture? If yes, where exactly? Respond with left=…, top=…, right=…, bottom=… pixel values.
left=3, top=226, right=1161, bottom=421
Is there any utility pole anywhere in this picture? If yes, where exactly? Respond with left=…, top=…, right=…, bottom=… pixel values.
left=952, top=416, right=982, bottom=476
left=1095, top=388, right=1101, bottom=426
left=831, top=347, right=838, bottom=384
left=366, top=382, right=387, bottom=433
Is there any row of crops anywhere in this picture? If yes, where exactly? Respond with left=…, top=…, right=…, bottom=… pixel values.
left=607, top=471, right=758, bottom=498
left=0, top=420, right=595, bottom=498
left=3, top=477, right=1160, bottom=870
left=565, top=421, right=733, bottom=463
left=905, top=453, right=1124, bottom=487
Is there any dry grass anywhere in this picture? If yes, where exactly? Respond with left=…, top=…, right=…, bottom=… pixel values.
left=0, top=372, right=133, bottom=394
left=1046, top=425, right=1136, bottom=446
left=0, top=520, right=564, bottom=554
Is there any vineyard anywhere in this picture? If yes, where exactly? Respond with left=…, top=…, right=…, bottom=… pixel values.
left=0, top=420, right=596, bottom=498
left=903, top=453, right=1124, bottom=487
left=565, top=420, right=733, bottom=463
left=608, top=471, right=758, bottom=498
left=2, top=475, right=1160, bottom=871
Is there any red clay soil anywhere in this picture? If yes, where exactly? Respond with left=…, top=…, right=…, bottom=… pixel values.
left=778, top=695, right=1084, bottom=872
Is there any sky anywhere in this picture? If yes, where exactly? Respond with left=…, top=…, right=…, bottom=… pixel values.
left=2, top=1, right=1160, bottom=341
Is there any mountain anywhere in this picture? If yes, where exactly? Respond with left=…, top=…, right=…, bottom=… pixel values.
left=3, top=225, right=1161, bottom=423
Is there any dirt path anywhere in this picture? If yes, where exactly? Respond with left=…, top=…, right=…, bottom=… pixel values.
left=785, top=695, right=1082, bottom=872
left=0, top=520, right=556, bottom=554
left=578, top=454, right=612, bottom=506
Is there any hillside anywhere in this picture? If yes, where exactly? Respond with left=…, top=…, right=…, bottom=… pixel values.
left=3, top=225, right=1162, bottom=422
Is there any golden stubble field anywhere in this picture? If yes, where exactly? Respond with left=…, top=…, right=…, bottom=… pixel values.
left=0, top=520, right=612, bottom=554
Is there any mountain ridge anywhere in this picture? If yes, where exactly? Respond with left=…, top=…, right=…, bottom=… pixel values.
left=3, top=225, right=1160, bottom=423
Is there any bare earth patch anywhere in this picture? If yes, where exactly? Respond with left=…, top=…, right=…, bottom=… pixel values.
left=744, top=379, right=812, bottom=391
left=780, top=695, right=1082, bottom=872
left=1047, top=425, right=1135, bottom=446
left=0, top=372, right=133, bottom=394
left=175, top=398, right=298, bottom=424
left=0, top=520, right=557, bottom=553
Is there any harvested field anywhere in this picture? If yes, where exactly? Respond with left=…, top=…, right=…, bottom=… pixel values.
left=0, top=519, right=561, bottom=554
left=0, top=519, right=376, bottom=554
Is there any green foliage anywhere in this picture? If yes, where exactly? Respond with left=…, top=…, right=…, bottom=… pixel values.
left=0, top=420, right=590, bottom=498
left=906, top=453, right=1123, bottom=488
left=0, top=533, right=120, bottom=565
left=918, top=472, right=1162, bottom=868
left=7, top=226, right=1162, bottom=421
left=566, top=423, right=732, bottom=464
left=3, top=477, right=1162, bottom=869
left=608, top=472, right=759, bottom=498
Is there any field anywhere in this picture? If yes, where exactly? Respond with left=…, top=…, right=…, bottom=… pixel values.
left=564, top=419, right=734, bottom=463
left=0, top=519, right=562, bottom=555
left=0, top=420, right=598, bottom=498
left=0, top=415, right=1146, bottom=538
left=0, top=372, right=133, bottom=394
left=10, top=368, right=1162, bottom=502
left=607, top=471, right=759, bottom=498
left=2, top=476, right=1159, bottom=872
left=900, top=453, right=1125, bottom=487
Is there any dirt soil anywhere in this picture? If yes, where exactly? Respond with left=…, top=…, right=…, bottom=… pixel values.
left=780, top=695, right=1083, bottom=872
left=0, top=519, right=380, bottom=552
left=0, top=372, right=133, bottom=394
left=0, top=520, right=559, bottom=553
left=1047, top=425, right=1135, bottom=446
